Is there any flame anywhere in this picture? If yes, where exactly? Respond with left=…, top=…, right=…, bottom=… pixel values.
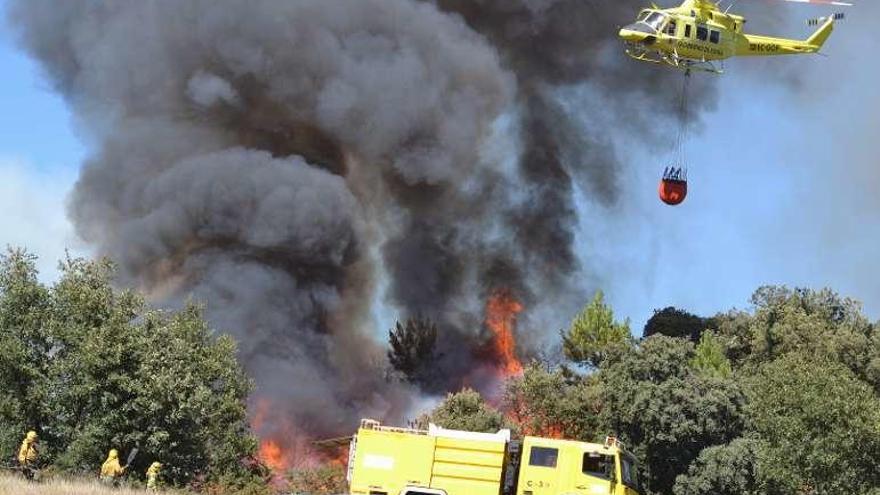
left=486, top=290, right=524, bottom=376
left=251, top=398, right=304, bottom=474
left=251, top=397, right=350, bottom=479
left=259, top=439, right=292, bottom=472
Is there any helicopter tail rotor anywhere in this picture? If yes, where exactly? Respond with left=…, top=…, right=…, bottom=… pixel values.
left=807, top=12, right=845, bottom=26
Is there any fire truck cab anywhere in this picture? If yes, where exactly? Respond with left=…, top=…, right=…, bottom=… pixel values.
left=347, top=419, right=642, bottom=495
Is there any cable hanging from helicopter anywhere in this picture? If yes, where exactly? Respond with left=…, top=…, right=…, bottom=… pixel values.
left=659, top=70, right=691, bottom=206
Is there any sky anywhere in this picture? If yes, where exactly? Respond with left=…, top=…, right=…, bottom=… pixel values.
left=1, top=0, right=877, bottom=335
left=0, top=0, right=86, bottom=280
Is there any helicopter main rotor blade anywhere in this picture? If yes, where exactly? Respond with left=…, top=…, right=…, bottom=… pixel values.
left=777, top=0, right=853, bottom=6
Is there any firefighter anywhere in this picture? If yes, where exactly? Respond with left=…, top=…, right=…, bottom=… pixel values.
left=100, top=449, right=126, bottom=485
left=146, top=462, right=162, bottom=491
left=17, top=431, right=38, bottom=480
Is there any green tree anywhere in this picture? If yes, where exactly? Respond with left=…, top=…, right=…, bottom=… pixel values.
left=690, top=331, right=732, bottom=379
left=643, top=307, right=707, bottom=342
left=0, top=249, right=52, bottom=462
left=673, top=438, right=762, bottom=495
left=562, top=291, right=632, bottom=369
left=599, top=336, right=745, bottom=495
left=745, top=353, right=880, bottom=494
left=388, top=316, right=438, bottom=386
left=747, top=287, right=876, bottom=379
left=0, top=249, right=259, bottom=486
left=415, top=389, right=507, bottom=433
left=503, top=363, right=602, bottom=441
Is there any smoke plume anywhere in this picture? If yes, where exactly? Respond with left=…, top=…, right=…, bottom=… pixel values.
left=7, top=0, right=716, bottom=437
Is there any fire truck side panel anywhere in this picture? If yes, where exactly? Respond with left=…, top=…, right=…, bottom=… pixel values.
left=349, top=428, right=436, bottom=495
left=430, top=436, right=506, bottom=495
left=348, top=421, right=641, bottom=495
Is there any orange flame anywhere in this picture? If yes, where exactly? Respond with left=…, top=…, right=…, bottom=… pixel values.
left=486, top=291, right=524, bottom=376
left=251, top=397, right=350, bottom=479
left=259, top=439, right=293, bottom=473
left=251, top=398, right=304, bottom=475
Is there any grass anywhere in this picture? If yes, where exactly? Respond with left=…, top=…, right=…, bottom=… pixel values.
left=0, top=472, right=156, bottom=495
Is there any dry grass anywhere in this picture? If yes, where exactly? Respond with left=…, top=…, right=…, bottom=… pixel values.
left=0, top=472, right=157, bottom=495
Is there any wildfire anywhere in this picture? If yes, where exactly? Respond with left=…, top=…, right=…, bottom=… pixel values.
left=259, top=439, right=292, bottom=472
left=485, top=290, right=524, bottom=376
left=251, top=398, right=301, bottom=474
left=251, top=397, right=350, bottom=477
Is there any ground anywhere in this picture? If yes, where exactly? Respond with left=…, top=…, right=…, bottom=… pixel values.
left=0, top=472, right=167, bottom=495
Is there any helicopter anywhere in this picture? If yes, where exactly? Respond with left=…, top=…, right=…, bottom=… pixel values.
left=618, top=0, right=850, bottom=74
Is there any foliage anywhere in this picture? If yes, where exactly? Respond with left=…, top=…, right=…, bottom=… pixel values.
left=690, top=332, right=732, bottom=379
left=562, top=291, right=632, bottom=369
left=286, top=464, right=347, bottom=495
left=744, top=353, right=880, bottom=494
left=672, top=438, right=762, bottom=495
left=415, top=388, right=507, bottom=433
left=746, top=286, right=877, bottom=381
left=705, top=310, right=753, bottom=365
left=599, top=336, right=746, bottom=495
left=643, top=307, right=706, bottom=342
left=503, top=363, right=602, bottom=441
left=0, top=249, right=259, bottom=487
left=387, top=316, right=438, bottom=386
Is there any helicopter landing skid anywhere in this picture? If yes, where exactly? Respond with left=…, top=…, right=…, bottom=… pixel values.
left=624, top=43, right=724, bottom=74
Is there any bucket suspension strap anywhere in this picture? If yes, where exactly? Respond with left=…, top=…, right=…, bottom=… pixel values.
left=672, top=70, right=691, bottom=175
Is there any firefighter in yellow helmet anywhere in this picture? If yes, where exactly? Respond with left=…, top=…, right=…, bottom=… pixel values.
left=100, top=449, right=126, bottom=485
left=17, top=431, right=38, bottom=480
left=146, top=462, right=162, bottom=491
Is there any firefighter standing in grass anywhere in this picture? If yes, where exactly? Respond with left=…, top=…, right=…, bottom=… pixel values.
left=100, top=449, right=126, bottom=485
left=17, top=431, right=38, bottom=480
left=146, top=462, right=162, bottom=491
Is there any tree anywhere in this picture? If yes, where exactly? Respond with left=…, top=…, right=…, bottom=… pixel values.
left=599, top=336, right=746, bottom=495
left=747, top=286, right=876, bottom=374
left=706, top=310, right=753, bottom=365
left=562, top=291, right=632, bottom=369
left=690, top=331, right=732, bottom=379
left=388, top=316, right=438, bottom=386
left=0, top=249, right=52, bottom=462
left=643, top=307, right=706, bottom=342
left=503, top=363, right=602, bottom=441
left=745, top=353, right=880, bottom=494
left=415, top=389, right=507, bottom=433
left=673, top=438, right=762, bottom=495
left=0, top=249, right=258, bottom=486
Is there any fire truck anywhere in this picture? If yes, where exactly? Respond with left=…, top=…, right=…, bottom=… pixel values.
left=347, top=419, right=642, bottom=495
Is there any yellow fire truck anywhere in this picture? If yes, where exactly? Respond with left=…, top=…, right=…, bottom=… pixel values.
left=347, top=419, right=641, bottom=495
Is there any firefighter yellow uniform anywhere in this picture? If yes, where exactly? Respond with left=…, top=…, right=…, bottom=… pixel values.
left=100, top=449, right=126, bottom=484
left=17, top=431, right=38, bottom=480
left=146, top=462, right=162, bottom=491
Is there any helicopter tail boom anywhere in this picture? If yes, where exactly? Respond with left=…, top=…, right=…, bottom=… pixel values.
left=736, top=15, right=836, bottom=56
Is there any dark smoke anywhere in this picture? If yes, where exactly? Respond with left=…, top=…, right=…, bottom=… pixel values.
left=8, top=0, right=718, bottom=434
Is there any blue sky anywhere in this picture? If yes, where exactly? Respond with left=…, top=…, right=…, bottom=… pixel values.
left=0, top=0, right=86, bottom=280
left=1, top=0, right=877, bottom=334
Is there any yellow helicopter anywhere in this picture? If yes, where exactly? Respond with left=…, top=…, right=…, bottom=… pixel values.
left=619, top=0, right=850, bottom=73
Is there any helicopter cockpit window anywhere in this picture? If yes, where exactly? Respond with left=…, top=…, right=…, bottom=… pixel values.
left=665, top=20, right=677, bottom=36
left=696, top=25, right=708, bottom=41
left=644, top=12, right=667, bottom=32
left=637, top=11, right=650, bottom=22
